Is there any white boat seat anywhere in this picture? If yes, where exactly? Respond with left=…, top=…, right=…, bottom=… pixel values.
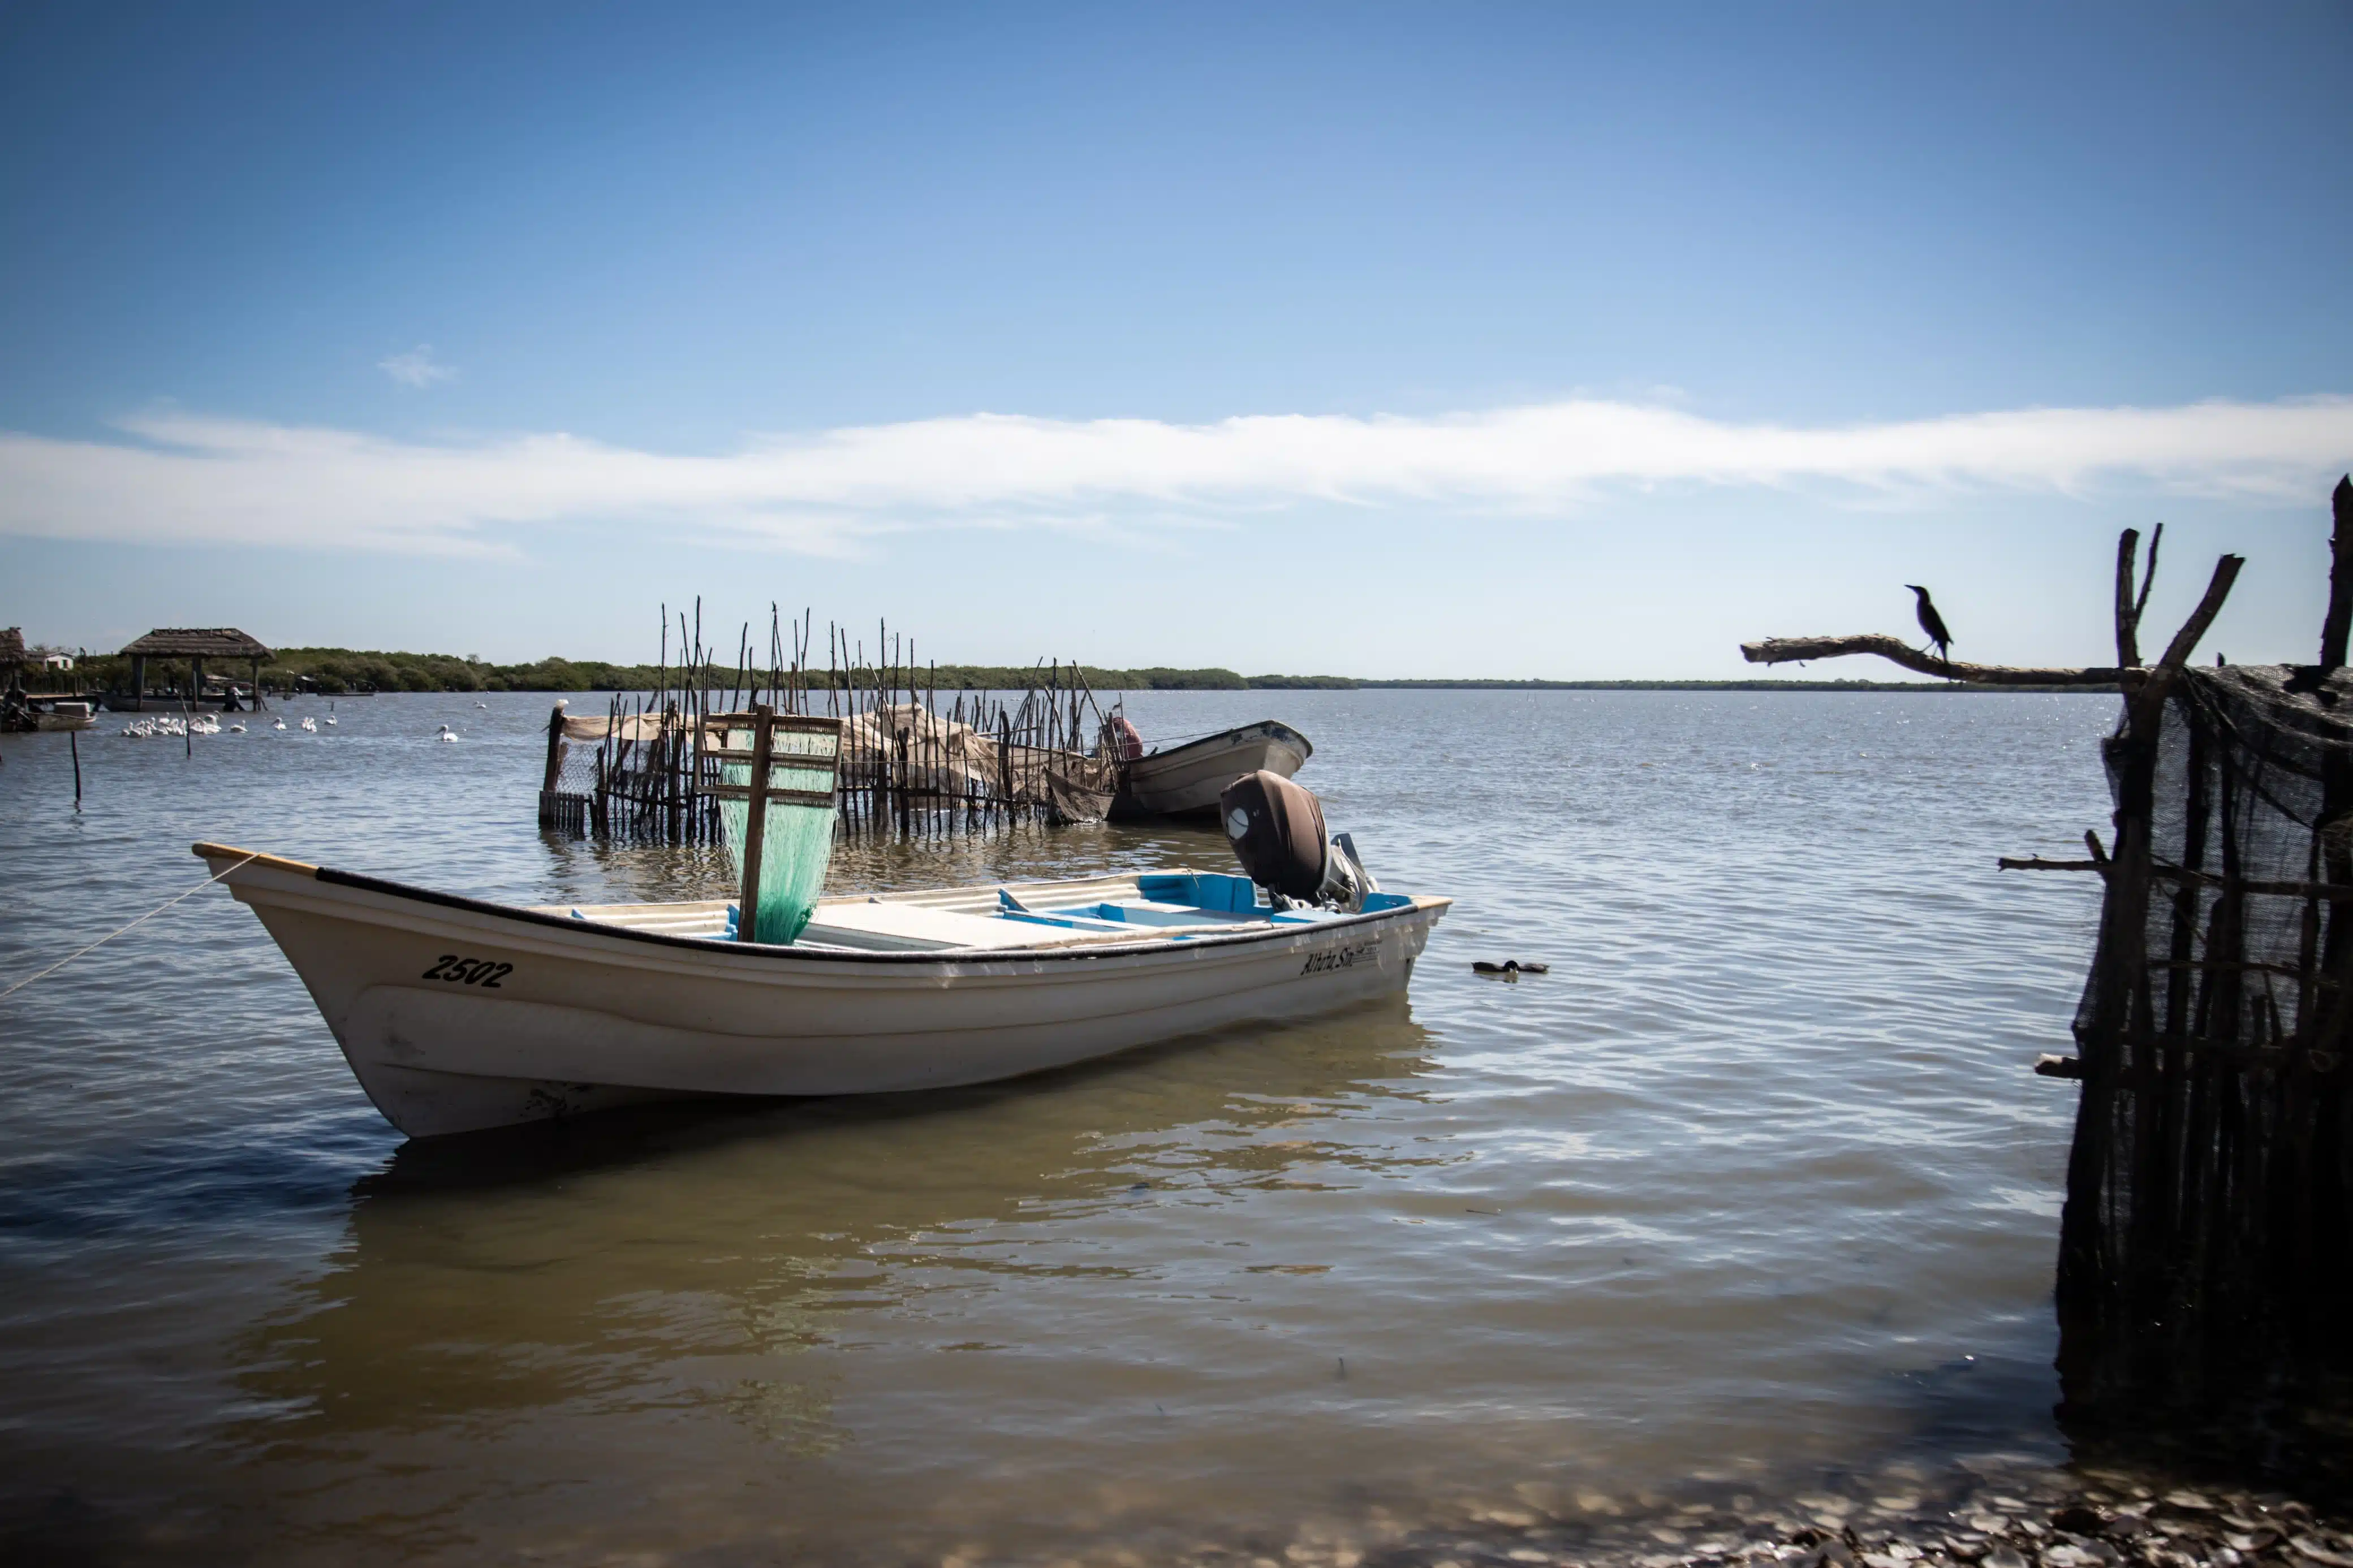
left=799, top=902, right=1067, bottom=951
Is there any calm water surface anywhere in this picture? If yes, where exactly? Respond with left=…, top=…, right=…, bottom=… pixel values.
left=0, top=690, right=2115, bottom=1563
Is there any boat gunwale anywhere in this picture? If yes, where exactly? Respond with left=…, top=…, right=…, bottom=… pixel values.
left=195, top=843, right=1444, bottom=967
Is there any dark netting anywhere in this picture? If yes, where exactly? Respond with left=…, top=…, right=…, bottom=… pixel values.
left=2060, top=664, right=2353, bottom=1404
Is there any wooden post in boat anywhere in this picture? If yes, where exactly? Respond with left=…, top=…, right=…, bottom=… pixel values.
left=735, top=703, right=775, bottom=941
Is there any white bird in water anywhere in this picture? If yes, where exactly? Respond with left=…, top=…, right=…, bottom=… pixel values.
left=437, top=724, right=460, bottom=742
left=273, top=718, right=287, bottom=731
left=475, top=702, right=488, bottom=709
left=229, top=723, right=247, bottom=733
left=324, top=716, right=337, bottom=726
left=300, top=717, right=318, bottom=732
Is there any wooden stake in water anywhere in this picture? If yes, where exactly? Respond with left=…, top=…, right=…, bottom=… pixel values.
left=70, top=726, right=82, bottom=807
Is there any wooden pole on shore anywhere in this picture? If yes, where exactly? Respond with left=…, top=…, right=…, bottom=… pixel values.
left=2322, top=475, right=2353, bottom=669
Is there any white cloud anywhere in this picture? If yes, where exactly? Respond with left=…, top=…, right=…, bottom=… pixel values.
left=377, top=345, right=456, bottom=388
left=0, top=395, right=2346, bottom=556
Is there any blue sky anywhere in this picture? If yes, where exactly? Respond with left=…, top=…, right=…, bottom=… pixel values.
left=3, top=3, right=2348, bottom=676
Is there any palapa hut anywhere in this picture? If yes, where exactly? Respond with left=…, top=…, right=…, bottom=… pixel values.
left=118, top=628, right=272, bottom=711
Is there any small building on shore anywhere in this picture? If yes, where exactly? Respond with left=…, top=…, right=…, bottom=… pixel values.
left=118, top=628, right=273, bottom=711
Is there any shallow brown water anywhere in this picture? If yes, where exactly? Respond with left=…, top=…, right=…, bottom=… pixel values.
left=0, top=689, right=2115, bottom=1562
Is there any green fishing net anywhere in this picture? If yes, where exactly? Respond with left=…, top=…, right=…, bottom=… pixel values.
left=718, top=720, right=838, bottom=944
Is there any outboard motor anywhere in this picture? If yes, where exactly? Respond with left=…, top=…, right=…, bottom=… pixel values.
left=1219, top=770, right=1375, bottom=912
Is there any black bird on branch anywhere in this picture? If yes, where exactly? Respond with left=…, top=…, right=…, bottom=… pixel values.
left=1906, top=585, right=1954, bottom=668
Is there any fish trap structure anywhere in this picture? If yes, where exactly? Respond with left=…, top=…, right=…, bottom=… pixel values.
left=2054, top=655, right=2353, bottom=1402
left=536, top=605, right=1119, bottom=845
left=1746, top=477, right=2353, bottom=1410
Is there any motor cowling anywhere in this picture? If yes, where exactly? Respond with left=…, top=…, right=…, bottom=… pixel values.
left=1220, top=770, right=1368, bottom=909
left=1220, top=770, right=1326, bottom=899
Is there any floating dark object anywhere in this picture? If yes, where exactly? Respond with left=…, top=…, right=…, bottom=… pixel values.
left=1471, top=960, right=1548, bottom=976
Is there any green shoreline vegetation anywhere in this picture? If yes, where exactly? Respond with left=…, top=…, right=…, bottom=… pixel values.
left=45, top=646, right=2116, bottom=696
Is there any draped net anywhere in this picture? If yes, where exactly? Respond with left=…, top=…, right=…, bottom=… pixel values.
left=718, top=720, right=838, bottom=944
left=2061, top=664, right=2353, bottom=1401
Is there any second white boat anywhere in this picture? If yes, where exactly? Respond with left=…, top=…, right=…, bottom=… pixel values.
left=1113, top=719, right=1313, bottom=819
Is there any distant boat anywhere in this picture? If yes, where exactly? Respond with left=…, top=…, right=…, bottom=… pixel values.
left=1113, top=720, right=1312, bottom=820
left=10, top=699, right=97, bottom=733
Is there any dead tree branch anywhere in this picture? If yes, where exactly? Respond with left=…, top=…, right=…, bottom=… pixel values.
left=1743, top=550, right=2242, bottom=690
left=2114, top=530, right=2141, bottom=667
left=1738, top=634, right=2132, bottom=686
left=2152, top=553, right=2244, bottom=669
left=2113, top=522, right=2162, bottom=667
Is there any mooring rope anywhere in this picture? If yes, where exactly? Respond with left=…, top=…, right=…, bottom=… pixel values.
left=0, top=852, right=260, bottom=1002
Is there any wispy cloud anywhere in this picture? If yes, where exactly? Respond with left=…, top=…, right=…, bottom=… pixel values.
left=1, top=395, right=2347, bottom=556
left=377, top=345, right=456, bottom=388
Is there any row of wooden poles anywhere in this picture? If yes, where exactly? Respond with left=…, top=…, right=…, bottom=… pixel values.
left=536, top=602, right=1116, bottom=844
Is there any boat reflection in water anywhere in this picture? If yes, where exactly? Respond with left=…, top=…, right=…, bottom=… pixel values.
left=227, top=997, right=1443, bottom=1562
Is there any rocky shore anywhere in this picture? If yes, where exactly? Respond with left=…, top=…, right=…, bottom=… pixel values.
left=1148, top=1461, right=2353, bottom=1568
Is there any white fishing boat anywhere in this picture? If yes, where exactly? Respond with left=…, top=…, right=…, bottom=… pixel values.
left=1113, top=719, right=1312, bottom=819
left=194, top=752, right=1445, bottom=1140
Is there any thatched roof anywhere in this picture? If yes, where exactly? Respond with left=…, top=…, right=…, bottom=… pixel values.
left=0, top=627, right=24, bottom=663
left=119, top=628, right=272, bottom=659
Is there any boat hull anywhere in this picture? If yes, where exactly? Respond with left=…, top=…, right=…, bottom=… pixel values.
left=1113, top=720, right=1312, bottom=819
left=200, top=849, right=1444, bottom=1139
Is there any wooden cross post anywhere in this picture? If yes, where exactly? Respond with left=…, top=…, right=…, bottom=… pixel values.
left=735, top=703, right=777, bottom=942
left=701, top=705, right=843, bottom=944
